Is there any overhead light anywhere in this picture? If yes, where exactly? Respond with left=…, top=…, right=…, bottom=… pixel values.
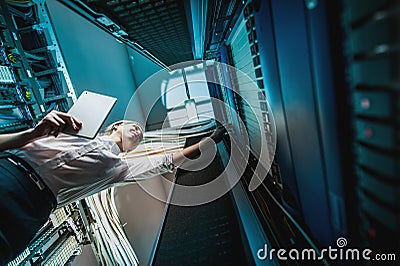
left=190, top=0, right=208, bottom=60
left=96, top=16, right=114, bottom=27
left=112, top=29, right=128, bottom=37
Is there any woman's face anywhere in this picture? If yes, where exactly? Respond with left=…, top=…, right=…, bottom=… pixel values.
left=117, top=122, right=143, bottom=152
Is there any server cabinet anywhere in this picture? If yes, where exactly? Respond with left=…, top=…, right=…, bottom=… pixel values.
left=211, top=0, right=351, bottom=251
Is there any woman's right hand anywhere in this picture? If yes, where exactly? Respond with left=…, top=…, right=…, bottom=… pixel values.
left=209, top=124, right=230, bottom=143
left=32, top=110, right=82, bottom=138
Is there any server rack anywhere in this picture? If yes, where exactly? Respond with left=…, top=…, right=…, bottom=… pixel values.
left=206, top=0, right=400, bottom=260
left=342, top=0, right=400, bottom=253
left=0, top=1, right=87, bottom=265
left=0, top=0, right=75, bottom=133
left=204, top=0, right=325, bottom=262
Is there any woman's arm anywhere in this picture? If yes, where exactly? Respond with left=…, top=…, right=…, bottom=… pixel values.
left=118, top=125, right=229, bottom=183
left=0, top=110, right=82, bottom=152
left=172, top=125, right=227, bottom=167
left=0, top=128, right=37, bottom=152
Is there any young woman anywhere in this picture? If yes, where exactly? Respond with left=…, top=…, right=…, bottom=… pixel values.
left=0, top=110, right=226, bottom=264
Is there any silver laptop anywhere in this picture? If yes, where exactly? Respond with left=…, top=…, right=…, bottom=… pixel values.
left=63, top=91, right=117, bottom=139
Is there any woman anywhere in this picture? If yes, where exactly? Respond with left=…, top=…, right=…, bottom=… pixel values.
left=0, top=110, right=226, bottom=264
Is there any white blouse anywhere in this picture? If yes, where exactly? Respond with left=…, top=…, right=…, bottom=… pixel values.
left=9, top=134, right=174, bottom=207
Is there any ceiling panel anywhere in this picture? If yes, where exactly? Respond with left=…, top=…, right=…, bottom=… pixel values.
left=81, top=0, right=194, bottom=66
